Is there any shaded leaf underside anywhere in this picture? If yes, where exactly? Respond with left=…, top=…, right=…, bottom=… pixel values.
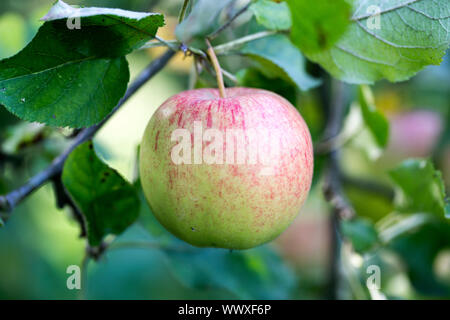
left=242, top=34, right=321, bottom=91
left=62, top=141, right=140, bottom=246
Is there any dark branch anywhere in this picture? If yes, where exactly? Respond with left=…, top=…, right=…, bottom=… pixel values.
left=208, top=1, right=252, bottom=40
left=320, top=79, right=353, bottom=300
left=322, top=80, right=355, bottom=221
left=0, top=49, right=175, bottom=215
left=323, top=159, right=355, bottom=220
left=0, top=150, right=23, bottom=167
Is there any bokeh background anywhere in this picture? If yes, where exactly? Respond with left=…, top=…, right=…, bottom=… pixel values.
left=0, top=0, right=449, bottom=299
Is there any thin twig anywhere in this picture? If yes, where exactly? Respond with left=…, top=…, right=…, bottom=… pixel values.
left=108, top=241, right=193, bottom=253
left=341, top=175, right=395, bottom=201
left=178, top=0, right=190, bottom=23
left=140, top=39, right=179, bottom=50
left=205, top=39, right=226, bottom=98
left=0, top=49, right=176, bottom=216
left=84, top=239, right=193, bottom=262
left=208, top=1, right=252, bottom=40
left=314, top=126, right=364, bottom=155
left=213, top=30, right=277, bottom=55
left=154, top=36, right=180, bottom=51
left=221, top=68, right=238, bottom=84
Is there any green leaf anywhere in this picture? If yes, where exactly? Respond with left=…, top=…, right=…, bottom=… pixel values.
left=0, top=0, right=164, bottom=128
left=241, top=34, right=321, bottom=91
left=250, top=0, right=292, bottom=31
left=0, top=217, right=4, bottom=228
left=345, top=184, right=394, bottom=222
left=341, top=102, right=383, bottom=159
left=341, top=218, right=379, bottom=253
left=388, top=222, right=450, bottom=297
left=175, top=0, right=232, bottom=43
left=287, top=0, right=352, bottom=53
left=236, top=68, right=297, bottom=104
left=62, top=141, right=140, bottom=246
left=358, top=85, right=389, bottom=147
left=389, top=159, right=447, bottom=218
left=165, top=246, right=296, bottom=299
left=304, top=0, right=450, bottom=83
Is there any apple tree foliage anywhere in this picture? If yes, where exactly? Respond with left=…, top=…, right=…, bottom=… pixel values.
left=0, top=0, right=449, bottom=299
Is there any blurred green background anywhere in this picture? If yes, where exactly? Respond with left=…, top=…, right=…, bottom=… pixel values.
left=0, top=0, right=449, bottom=300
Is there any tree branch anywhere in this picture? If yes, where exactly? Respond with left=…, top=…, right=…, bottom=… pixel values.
left=0, top=49, right=175, bottom=216
left=322, top=80, right=355, bottom=221
left=320, top=79, right=354, bottom=300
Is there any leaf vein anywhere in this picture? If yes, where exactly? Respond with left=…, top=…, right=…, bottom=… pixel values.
left=356, top=20, right=438, bottom=49
left=336, top=45, right=396, bottom=67
left=352, top=0, right=421, bottom=21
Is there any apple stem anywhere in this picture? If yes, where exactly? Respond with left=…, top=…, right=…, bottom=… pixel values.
left=205, top=39, right=226, bottom=98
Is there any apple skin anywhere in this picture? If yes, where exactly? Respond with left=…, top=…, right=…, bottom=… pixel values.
left=140, top=87, right=313, bottom=249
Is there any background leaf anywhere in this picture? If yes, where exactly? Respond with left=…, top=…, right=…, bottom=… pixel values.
left=175, top=0, right=232, bottom=43
left=287, top=0, right=352, bottom=53
left=236, top=68, right=297, bottom=104
left=250, top=0, right=292, bottom=31
left=136, top=179, right=173, bottom=242
left=165, top=246, right=296, bottom=299
left=241, top=34, right=321, bottom=91
left=62, top=141, right=140, bottom=246
left=304, top=0, right=450, bottom=83
left=340, top=102, right=384, bottom=160
left=389, top=159, right=447, bottom=217
left=388, top=222, right=450, bottom=297
left=358, top=85, right=389, bottom=147
left=341, top=218, right=379, bottom=253
left=0, top=0, right=164, bottom=128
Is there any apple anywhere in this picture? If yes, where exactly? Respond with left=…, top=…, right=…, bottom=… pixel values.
left=386, top=110, right=443, bottom=158
left=139, top=87, right=313, bottom=249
